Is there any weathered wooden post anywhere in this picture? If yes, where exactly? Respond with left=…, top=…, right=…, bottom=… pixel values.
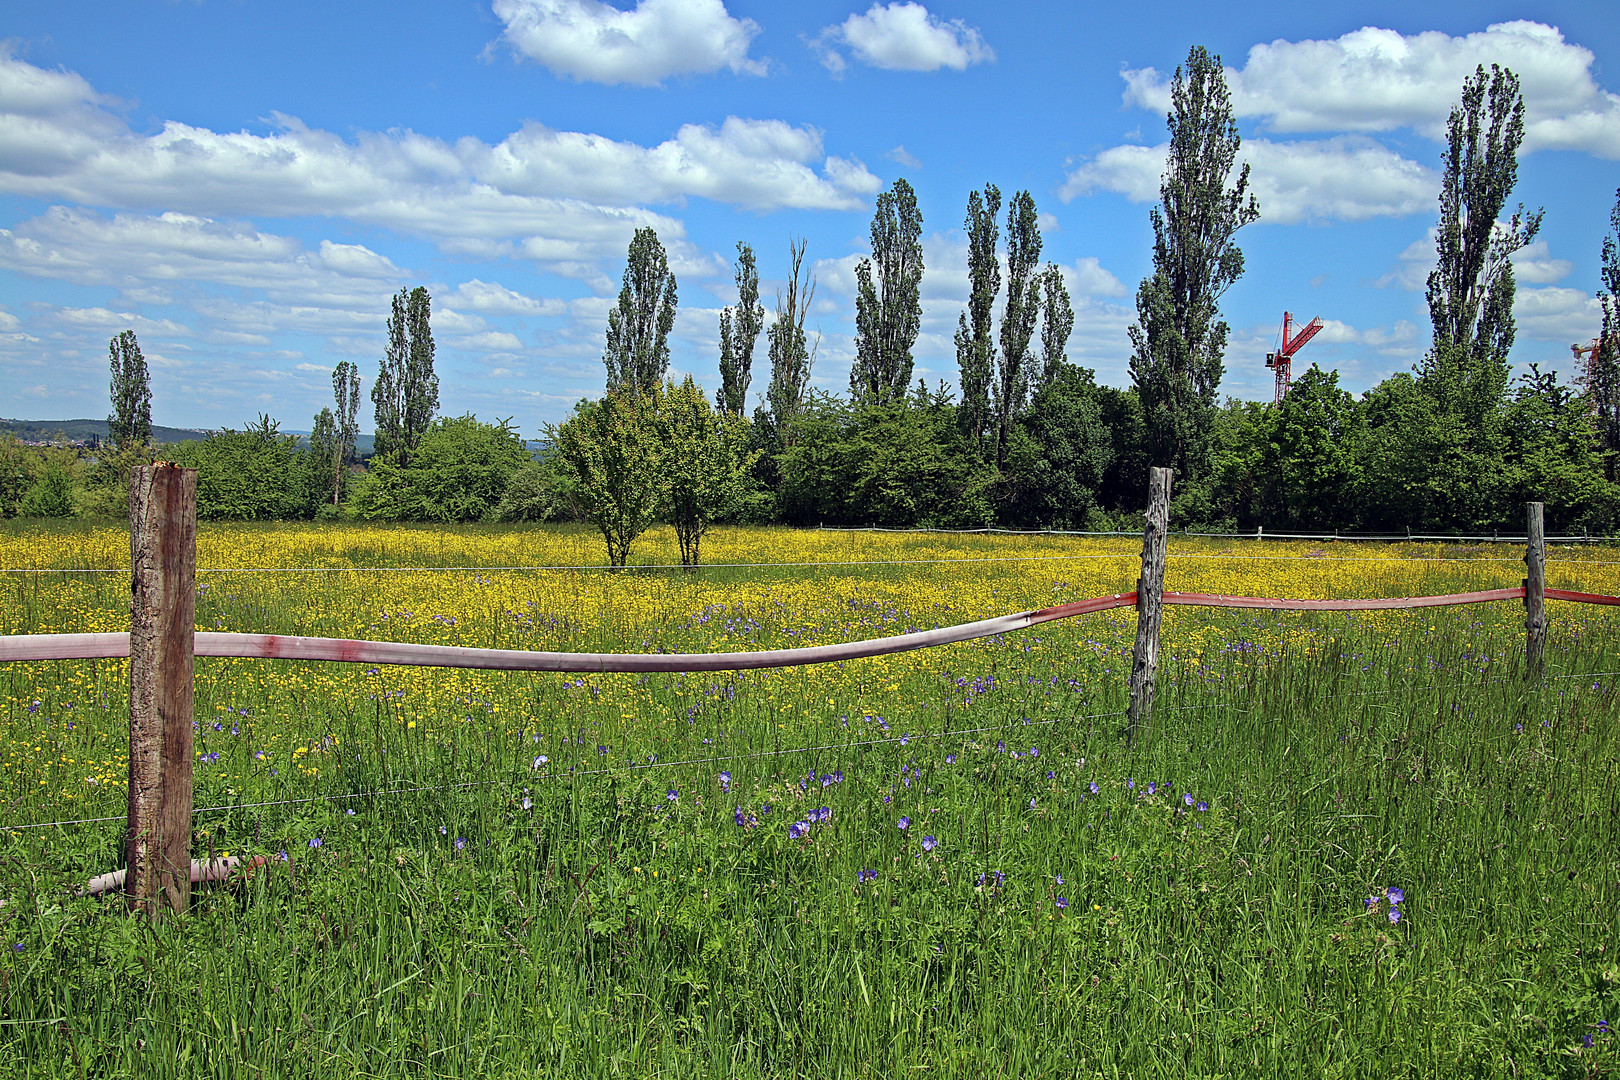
left=1128, top=467, right=1172, bottom=746
left=1524, top=501, right=1546, bottom=679
left=127, top=463, right=197, bottom=920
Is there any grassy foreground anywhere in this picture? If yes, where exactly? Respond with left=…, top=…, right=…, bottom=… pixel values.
left=0, top=522, right=1618, bottom=1078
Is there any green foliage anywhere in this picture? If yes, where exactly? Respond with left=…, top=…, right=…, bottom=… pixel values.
left=17, top=456, right=77, bottom=518
left=660, top=377, right=758, bottom=567
left=0, top=434, right=29, bottom=518
left=765, top=238, right=816, bottom=432
left=1505, top=365, right=1620, bottom=532
left=999, top=364, right=1113, bottom=529
left=1213, top=366, right=1363, bottom=529
left=1589, top=185, right=1620, bottom=482
left=372, top=287, right=438, bottom=463
left=1036, top=263, right=1074, bottom=391
left=777, top=393, right=994, bottom=528
left=1424, top=63, right=1541, bottom=407
left=169, top=416, right=313, bottom=521
left=552, top=390, right=667, bottom=566
left=348, top=415, right=527, bottom=523
left=492, top=456, right=567, bottom=523
left=604, top=228, right=677, bottom=395
left=106, top=330, right=151, bottom=452
left=851, top=178, right=924, bottom=407
left=718, top=242, right=764, bottom=416
left=1129, top=45, right=1258, bottom=484
left=954, top=184, right=1000, bottom=457
left=994, top=190, right=1042, bottom=466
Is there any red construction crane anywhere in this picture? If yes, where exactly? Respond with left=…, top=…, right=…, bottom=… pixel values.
left=1264, top=311, right=1324, bottom=403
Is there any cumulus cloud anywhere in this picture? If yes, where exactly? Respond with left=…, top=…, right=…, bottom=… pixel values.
left=449, top=279, right=568, bottom=317
left=0, top=208, right=404, bottom=308
left=1061, top=137, right=1438, bottom=224
left=492, top=0, right=764, bottom=85
left=1513, top=285, right=1602, bottom=344
left=813, top=2, right=993, bottom=75
left=1510, top=240, right=1574, bottom=284
left=0, top=50, right=877, bottom=278
left=1121, top=21, right=1620, bottom=157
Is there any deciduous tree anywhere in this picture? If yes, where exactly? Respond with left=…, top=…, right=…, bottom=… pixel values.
left=552, top=389, right=667, bottom=568
left=765, top=238, right=816, bottom=434
left=373, top=288, right=438, bottom=463
left=1128, top=45, right=1258, bottom=482
left=1588, top=185, right=1620, bottom=481
left=954, top=184, right=1000, bottom=456
left=660, top=377, right=757, bottom=567
left=1420, top=64, right=1542, bottom=427
left=851, top=179, right=923, bottom=406
left=604, top=228, right=677, bottom=394
left=107, top=330, right=151, bottom=452
left=718, top=243, right=763, bottom=415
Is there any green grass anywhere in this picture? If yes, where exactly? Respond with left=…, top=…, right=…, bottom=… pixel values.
left=0, top=533, right=1617, bottom=1077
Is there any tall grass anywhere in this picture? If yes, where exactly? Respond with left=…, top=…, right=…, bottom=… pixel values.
left=0, top=524, right=1616, bottom=1077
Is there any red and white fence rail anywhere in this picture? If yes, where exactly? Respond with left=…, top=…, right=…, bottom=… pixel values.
left=2, top=466, right=1614, bottom=919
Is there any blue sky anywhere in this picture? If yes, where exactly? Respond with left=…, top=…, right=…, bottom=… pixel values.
left=2, top=0, right=1617, bottom=436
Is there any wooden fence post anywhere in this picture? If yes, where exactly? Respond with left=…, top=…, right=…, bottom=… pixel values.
left=1128, top=467, right=1172, bottom=746
left=1525, top=501, right=1546, bottom=679
left=127, top=464, right=197, bottom=921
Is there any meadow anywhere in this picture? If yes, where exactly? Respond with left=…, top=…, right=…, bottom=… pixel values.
left=0, top=521, right=1618, bottom=1078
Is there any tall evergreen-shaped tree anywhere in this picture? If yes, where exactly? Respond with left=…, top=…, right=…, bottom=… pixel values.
left=107, top=330, right=151, bottom=451
left=851, top=179, right=923, bottom=406
left=1420, top=64, right=1542, bottom=427
left=604, top=228, right=677, bottom=395
left=372, top=288, right=437, bottom=463
left=1038, top=263, right=1074, bottom=390
left=718, top=242, right=763, bottom=415
left=766, top=238, right=816, bottom=434
left=372, top=290, right=407, bottom=460
left=1590, top=186, right=1620, bottom=481
left=1128, top=45, right=1258, bottom=482
left=954, top=184, right=1000, bottom=455
left=993, top=190, right=1042, bottom=465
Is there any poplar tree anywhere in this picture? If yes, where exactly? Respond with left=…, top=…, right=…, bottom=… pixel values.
left=1590, top=186, right=1620, bottom=480
left=718, top=242, right=763, bottom=415
left=316, top=361, right=361, bottom=504
left=1129, top=45, right=1258, bottom=482
left=993, top=190, right=1042, bottom=465
left=1420, top=64, right=1542, bottom=427
left=765, top=238, right=817, bottom=432
left=604, top=228, right=677, bottom=395
left=954, top=184, right=1000, bottom=455
left=850, top=178, right=924, bottom=406
left=107, top=330, right=151, bottom=451
left=372, top=287, right=438, bottom=463
left=1037, top=263, right=1074, bottom=390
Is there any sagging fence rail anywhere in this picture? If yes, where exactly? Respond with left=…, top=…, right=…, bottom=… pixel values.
left=2, top=466, right=1618, bottom=918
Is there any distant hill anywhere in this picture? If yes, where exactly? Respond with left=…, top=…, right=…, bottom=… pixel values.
left=2, top=418, right=376, bottom=455
left=1, top=417, right=212, bottom=445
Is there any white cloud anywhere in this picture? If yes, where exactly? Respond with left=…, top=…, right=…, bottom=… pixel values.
left=1061, top=137, right=1437, bottom=224
left=814, top=2, right=993, bottom=75
left=1376, top=230, right=1436, bottom=291
left=1064, top=256, right=1127, bottom=298
left=1122, top=21, right=1620, bottom=157
left=886, top=145, right=921, bottom=169
left=1513, top=285, right=1602, bottom=343
left=449, top=279, right=568, bottom=317
left=0, top=207, right=405, bottom=306
left=492, top=0, right=764, bottom=86
left=0, top=50, right=876, bottom=279
left=472, top=117, right=879, bottom=212
left=1510, top=240, right=1573, bottom=284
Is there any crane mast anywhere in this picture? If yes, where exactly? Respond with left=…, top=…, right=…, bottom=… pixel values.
left=1264, top=312, right=1324, bottom=403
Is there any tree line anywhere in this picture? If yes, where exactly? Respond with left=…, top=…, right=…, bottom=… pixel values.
left=4, top=53, right=1618, bottom=558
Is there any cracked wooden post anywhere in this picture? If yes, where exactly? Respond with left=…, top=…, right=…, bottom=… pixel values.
left=127, top=463, right=197, bottom=921
left=1524, top=501, right=1546, bottom=680
left=1128, top=467, right=1171, bottom=746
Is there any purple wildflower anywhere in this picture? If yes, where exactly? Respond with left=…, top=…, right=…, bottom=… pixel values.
left=1183, top=793, right=1194, bottom=807
left=308, top=837, right=323, bottom=849
left=454, top=837, right=467, bottom=851
left=921, top=835, right=937, bottom=852
left=1388, top=886, right=1405, bottom=904
left=898, top=816, right=910, bottom=830
left=1055, top=896, right=1068, bottom=910
left=1388, top=908, right=1401, bottom=924
left=667, top=789, right=678, bottom=802
left=789, top=821, right=808, bottom=840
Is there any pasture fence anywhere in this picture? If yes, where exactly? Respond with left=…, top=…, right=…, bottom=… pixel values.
left=2, top=465, right=1619, bottom=919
